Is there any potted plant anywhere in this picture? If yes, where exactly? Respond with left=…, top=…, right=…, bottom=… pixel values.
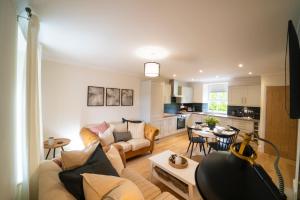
left=204, top=117, right=219, bottom=130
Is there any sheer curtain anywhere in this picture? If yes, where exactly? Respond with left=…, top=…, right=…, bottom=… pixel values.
left=16, top=12, right=43, bottom=200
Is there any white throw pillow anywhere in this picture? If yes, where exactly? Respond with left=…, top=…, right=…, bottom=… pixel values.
left=98, top=124, right=115, bottom=146
left=128, top=122, right=145, bottom=139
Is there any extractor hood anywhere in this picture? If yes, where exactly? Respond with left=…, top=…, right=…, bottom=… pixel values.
left=170, top=79, right=183, bottom=98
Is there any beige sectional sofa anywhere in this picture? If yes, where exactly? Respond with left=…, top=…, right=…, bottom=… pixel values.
left=39, top=158, right=178, bottom=200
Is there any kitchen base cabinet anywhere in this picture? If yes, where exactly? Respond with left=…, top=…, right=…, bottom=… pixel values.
left=150, top=117, right=179, bottom=139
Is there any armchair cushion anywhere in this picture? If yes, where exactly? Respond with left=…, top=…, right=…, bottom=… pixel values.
left=115, top=141, right=132, bottom=152
left=106, top=146, right=125, bottom=175
left=127, top=139, right=150, bottom=151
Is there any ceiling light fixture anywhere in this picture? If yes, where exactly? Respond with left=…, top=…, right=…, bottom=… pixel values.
left=136, top=46, right=169, bottom=60
left=173, top=74, right=176, bottom=77
left=238, top=64, right=243, bottom=68
left=144, top=62, right=160, bottom=77
left=199, top=70, right=203, bottom=73
left=216, top=75, right=219, bottom=78
left=192, top=78, right=194, bottom=81
left=248, top=72, right=253, bottom=75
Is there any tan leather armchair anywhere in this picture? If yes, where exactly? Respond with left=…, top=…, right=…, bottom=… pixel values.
left=80, top=123, right=159, bottom=160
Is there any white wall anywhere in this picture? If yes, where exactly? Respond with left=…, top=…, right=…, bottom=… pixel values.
left=0, top=0, right=17, bottom=199
left=259, top=73, right=285, bottom=144
left=42, top=60, right=142, bottom=150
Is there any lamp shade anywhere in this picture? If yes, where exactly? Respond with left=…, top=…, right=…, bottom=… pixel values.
left=144, top=62, right=160, bottom=77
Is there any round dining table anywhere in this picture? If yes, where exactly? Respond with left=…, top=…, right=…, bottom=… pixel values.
left=190, top=125, right=236, bottom=139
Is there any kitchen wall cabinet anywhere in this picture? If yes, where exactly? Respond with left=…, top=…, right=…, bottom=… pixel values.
left=228, top=85, right=260, bottom=107
left=181, top=86, right=193, bottom=103
left=163, top=82, right=171, bottom=104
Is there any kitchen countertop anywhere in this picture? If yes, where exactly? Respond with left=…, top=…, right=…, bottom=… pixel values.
left=183, top=112, right=259, bottom=122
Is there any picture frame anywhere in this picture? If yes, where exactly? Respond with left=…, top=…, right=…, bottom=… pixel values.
left=121, top=89, right=134, bottom=106
left=106, top=88, right=120, bottom=106
left=87, top=86, right=104, bottom=106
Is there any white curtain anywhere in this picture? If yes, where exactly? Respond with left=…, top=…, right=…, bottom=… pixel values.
left=26, top=14, right=43, bottom=200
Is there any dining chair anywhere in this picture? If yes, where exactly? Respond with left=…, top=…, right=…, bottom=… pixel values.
left=187, top=127, right=206, bottom=158
left=207, top=132, right=237, bottom=154
left=228, top=125, right=240, bottom=141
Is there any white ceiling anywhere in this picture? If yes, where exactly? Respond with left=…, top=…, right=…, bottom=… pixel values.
left=31, top=0, right=300, bottom=82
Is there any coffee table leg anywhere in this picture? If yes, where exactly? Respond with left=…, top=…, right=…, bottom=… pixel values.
left=188, top=185, right=194, bottom=200
left=53, top=148, right=56, bottom=158
left=45, top=149, right=51, bottom=160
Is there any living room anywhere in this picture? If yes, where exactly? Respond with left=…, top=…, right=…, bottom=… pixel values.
left=1, top=0, right=300, bottom=200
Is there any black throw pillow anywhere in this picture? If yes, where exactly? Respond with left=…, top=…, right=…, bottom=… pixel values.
left=113, top=131, right=132, bottom=142
left=59, top=144, right=119, bottom=200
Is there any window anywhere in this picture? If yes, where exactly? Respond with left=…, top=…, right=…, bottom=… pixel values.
left=207, top=83, right=228, bottom=113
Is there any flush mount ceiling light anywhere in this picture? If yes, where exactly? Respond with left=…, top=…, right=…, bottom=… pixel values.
left=136, top=46, right=169, bottom=60
left=144, top=62, right=160, bottom=77
left=238, top=64, right=244, bottom=68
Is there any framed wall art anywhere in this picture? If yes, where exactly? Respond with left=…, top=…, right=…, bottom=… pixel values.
left=121, top=89, right=134, bottom=106
left=106, top=88, right=120, bottom=106
left=87, top=86, right=104, bottom=106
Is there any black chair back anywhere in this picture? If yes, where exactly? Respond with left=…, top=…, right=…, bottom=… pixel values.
left=187, top=126, right=193, bottom=141
left=228, top=125, right=240, bottom=141
left=213, top=132, right=237, bottom=151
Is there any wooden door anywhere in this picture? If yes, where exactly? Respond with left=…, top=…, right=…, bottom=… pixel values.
left=265, top=86, right=298, bottom=160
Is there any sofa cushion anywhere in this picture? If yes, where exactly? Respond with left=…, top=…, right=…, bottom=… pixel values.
left=110, top=122, right=127, bottom=132
left=89, top=121, right=109, bottom=134
left=82, top=173, right=144, bottom=200
left=153, top=192, right=179, bottom=200
left=106, top=146, right=125, bottom=175
left=39, top=161, right=76, bottom=200
left=115, top=141, right=132, bottom=152
left=113, top=131, right=132, bottom=142
left=61, top=141, right=99, bottom=170
left=121, top=168, right=161, bottom=200
left=59, top=144, right=119, bottom=200
left=128, top=122, right=145, bottom=139
left=127, top=139, right=150, bottom=151
left=98, top=124, right=115, bottom=146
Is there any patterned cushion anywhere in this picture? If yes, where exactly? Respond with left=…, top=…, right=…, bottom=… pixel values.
left=121, top=168, right=161, bottom=200
left=128, top=122, right=145, bottom=139
left=98, top=125, right=115, bottom=146
left=115, top=141, right=132, bottom=152
left=127, top=139, right=150, bottom=151
left=89, top=121, right=109, bottom=134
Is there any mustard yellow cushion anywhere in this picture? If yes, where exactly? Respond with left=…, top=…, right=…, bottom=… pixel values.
left=61, top=141, right=99, bottom=170
left=82, top=173, right=144, bottom=200
left=106, top=146, right=124, bottom=175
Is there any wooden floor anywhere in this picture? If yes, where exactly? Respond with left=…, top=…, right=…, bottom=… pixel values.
left=126, top=132, right=296, bottom=199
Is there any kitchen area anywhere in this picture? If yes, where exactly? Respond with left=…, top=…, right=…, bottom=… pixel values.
left=140, top=77, right=261, bottom=139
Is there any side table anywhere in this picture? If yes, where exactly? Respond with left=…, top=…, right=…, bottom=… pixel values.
left=44, top=138, right=71, bottom=159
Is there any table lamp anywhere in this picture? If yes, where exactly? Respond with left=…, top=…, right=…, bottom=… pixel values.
left=195, top=133, right=287, bottom=200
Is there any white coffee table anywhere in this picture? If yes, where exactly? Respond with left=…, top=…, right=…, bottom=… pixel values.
left=148, top=150, right=202, bottom=200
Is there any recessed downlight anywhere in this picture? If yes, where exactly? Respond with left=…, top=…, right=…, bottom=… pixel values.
left=248, top=72, right=253, bottom=75
left=216, top=75, right=219, bottom=78
left=238, top=64, right=243, bottom=68
left=173, top=74, right=176, bottom=77
left=199, top=70, right=203, bottom=73
left=192, top=78, right=194, bottom=81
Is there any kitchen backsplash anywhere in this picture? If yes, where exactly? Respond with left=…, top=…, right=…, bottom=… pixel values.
left=164, top=103, right=208, bottom=114
left=164, top=103, right=260, bottom=120
left=227, top=105, right=260, bottom=120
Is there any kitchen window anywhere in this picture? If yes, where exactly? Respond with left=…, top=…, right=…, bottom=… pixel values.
left=207, top=83, right=228, bottom=113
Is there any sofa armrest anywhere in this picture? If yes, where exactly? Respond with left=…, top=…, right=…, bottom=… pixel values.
left=103, top=144, right=126, bottom=167
left=144, top=124, right=159, bottom=153
left=80, top=128, right=100, bottom=147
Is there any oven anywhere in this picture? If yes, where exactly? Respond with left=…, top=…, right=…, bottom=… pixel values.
left=177, top=115, right=186, bottom=129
